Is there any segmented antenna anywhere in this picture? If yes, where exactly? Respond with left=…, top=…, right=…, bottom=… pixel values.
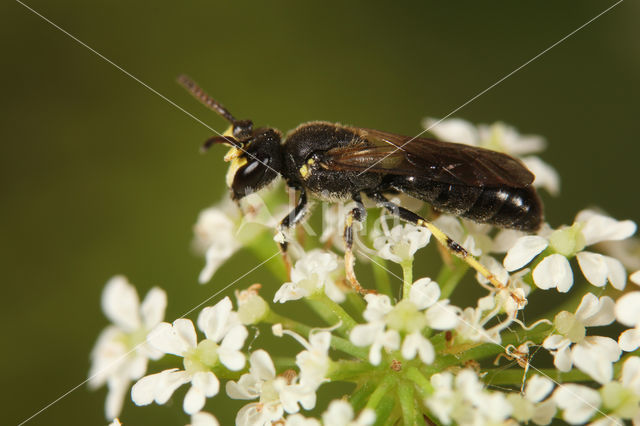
left=177, top=75, right=237, bottom=124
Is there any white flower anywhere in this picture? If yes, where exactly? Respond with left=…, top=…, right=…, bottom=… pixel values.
left=195, top=194, right=279, bottom=283
left=274, top=249, right=344, bottom=303
left=455, top=292, right=515, bottom=345
left=322, top=400, right=375, bottom=426
left=507, top=375, right=556, bottom=425
left=596, top=356, right=640, bottom=424
left=372, top=220, right=431, bottom=264
left=423, top=118, right=559, bottom=195
left=284, top=414, right=321, bottom=426
left=476, top=255, right=529, bottom=316
left=553, top=384, right=601, bottom=424
left=615, top=273, right=640, bottom=351
left=131, top=297, right=247, bottom=414
left=284, top=400, right=375, bottom=426
left=226, top=350, right=317, bottom=426
left=288, top=330, right=332, bottom=389
left=89, top=276, right=167, bottom=419
left=425, top=369, right=512, bottom=425
left=543, top=293, right=620, bottom=384
left=504, top=210, right=636, bottom=292
left=186, top=411, right=220, bottom=426
left=194, top=201, right=242, bottom=283
left=350, top=278, right=458, bottom=365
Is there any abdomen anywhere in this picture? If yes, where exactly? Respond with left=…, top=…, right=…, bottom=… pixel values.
left=389, top=176, right=543, bottom=231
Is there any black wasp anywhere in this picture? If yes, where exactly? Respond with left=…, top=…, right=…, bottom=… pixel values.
left=179, top=75, right=543, bottom=294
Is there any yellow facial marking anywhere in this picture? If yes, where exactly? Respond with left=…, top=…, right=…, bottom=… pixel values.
left=307, top=158, right=315, bottom=165
left=299, top=164, right=310, bottom=179
left=226, top=156, right=247, bottom=187
left=224, top=147, right=242, bottom=162
left=222, top=125, right=234, bottom=137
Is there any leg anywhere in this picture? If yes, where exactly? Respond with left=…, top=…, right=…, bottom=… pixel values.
left=277, top=189, right=310, bottom=277
left=368, top=192, right=505, bottom=291
left=343, top=194, right=370, bottom=295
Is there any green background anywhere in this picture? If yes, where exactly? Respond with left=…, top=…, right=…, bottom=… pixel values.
left=2, top=1, right=639, bottom=425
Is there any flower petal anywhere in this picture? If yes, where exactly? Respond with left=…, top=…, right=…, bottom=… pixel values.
left=615, top=292, right=640, bottom=327
left=604, top=255, right=627, bottom=290
left=532, top=254, right=573, bottom=292
left=105, top=376, right=129, bottom=420
left=503, top=236, right=548, bottom=271
left=524, top=375, right=553, bottom=403
left=619, top=328, right=640, bottom=352
left=577, top=210, right=636, bottom=246
left=190, top=411, right=220, bottom=426
left=184, top=372, right=220, bottom=414
left=409, top=278, right=440, bottom=310
left=140, top=287, right=167, bottom=329
left=197, top=297, right=233, bottom=342
left=147, top=320, right=196, bottom=356
left=425, top=301, right=459, bottom=330
left=249, top=349, right=276, bottom=381
left=102, top=276, right=141, bottom=332
left=554, top=384, right=601, bottom=424
left=576, top=252, right=607, bottom=287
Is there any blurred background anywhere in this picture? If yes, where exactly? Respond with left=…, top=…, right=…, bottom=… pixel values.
left=2, top=1, right=639, bottom=424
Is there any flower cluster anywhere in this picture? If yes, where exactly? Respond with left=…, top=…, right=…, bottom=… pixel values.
left=90, top=118, right=640, bottom=425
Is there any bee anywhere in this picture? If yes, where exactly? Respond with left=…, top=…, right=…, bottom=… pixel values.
left=179, top=75, right=543, bottom=294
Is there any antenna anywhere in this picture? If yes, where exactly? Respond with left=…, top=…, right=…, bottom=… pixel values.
left=177, top=75, right=237, bottom=125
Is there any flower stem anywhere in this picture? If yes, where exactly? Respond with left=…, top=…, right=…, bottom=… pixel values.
left=265, top=311, right=367, bottom=359
left=328, top=360, right=375, bottom=381
left=309, top=293, right=358, bottom=333
left=398, top=380, right=416, bottom=426
left=372, top=256, right=393, bottom=297
left=405, top=366, right=433, bottom=398
left=350, top=381, right=377, bottom=412
left=401, top=259, right=413, bottom=299
left=366, top=375, right=395, bottom=410
left=436, top=259, right=469, bottom=299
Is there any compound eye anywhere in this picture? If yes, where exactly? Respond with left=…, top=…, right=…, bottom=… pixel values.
left=232, top=158, right=269, bottom=197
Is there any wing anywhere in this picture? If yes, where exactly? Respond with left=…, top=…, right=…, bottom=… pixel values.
left=323, top=128, right=534, bottom=188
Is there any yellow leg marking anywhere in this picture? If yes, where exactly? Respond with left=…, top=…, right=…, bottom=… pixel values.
left=416, top=219, right=505, bottom=291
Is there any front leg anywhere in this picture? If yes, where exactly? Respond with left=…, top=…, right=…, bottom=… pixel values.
left=276, top=188, right=309, bottom=276
left=343, top=193, right=369, bottom=294
left=368, top=192, right=507, bottom=292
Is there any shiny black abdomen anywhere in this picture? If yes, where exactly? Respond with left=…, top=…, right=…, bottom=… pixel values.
left=387, top=175, right=542, bottom=231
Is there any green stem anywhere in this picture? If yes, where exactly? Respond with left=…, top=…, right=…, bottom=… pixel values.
left=350, top=381, right=377, bottom=412
left=272, top=356, right=297, bottom=369
left=247, top=234, right=287, bottom=281
left=398, top=380, right=416, bottom=426
left=406, top=367, right=433, bottom=398
left=346, top=291, right=366, bottom=321
left=366, top=375, right=395, bottom=410
left=265, top=311, right=367, bottom=359
left=401, top=259, right=413, bottom=299
left=309, top=293, right=358, bottom=333
left=328, top=360, right=375, bottom=381
left=372, top=256, right=394, bottom=297
left=436, top=259, right=469, bottom=300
